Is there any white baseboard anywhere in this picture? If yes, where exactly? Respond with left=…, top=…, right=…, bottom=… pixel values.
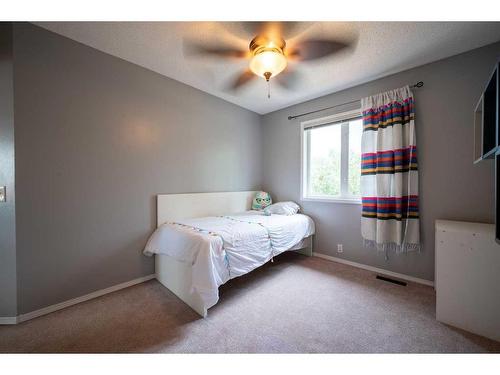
left=313, top=252, right=434, bottom=287
left=0, top=274, right=156, bottom=325
left=0, top=316, right=18, bottom=325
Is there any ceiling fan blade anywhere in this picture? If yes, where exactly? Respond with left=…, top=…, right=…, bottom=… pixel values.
left=226, top=70, right=256, bottom=91
left=183, top=39, right=247, bottom=60
left=287, top=39, right=351, bottom=61
left=237, top=22, right=313, bottom=40
left=275, top=67, right=302, bottom=90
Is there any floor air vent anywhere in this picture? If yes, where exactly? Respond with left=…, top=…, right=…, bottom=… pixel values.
left=376, top=275, right=407, bottom=286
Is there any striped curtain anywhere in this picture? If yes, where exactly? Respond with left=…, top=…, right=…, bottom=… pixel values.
left=360, top=85, right=420, bottom=253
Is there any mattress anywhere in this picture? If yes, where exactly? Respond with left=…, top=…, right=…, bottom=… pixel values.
left=143, top=210, right=315, bottom=309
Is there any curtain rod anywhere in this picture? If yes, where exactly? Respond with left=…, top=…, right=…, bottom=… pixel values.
left=287, top=81, right=424, bottom=121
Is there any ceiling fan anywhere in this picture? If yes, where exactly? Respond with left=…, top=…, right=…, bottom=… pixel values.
left=184, top=22, right=356, bottom=98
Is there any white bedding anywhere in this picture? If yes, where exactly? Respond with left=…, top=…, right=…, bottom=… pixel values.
left=143, top=211, right=315, bottom=310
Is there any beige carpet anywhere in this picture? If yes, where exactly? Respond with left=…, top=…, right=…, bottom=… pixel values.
left=1, top=252, right=499, bottom=353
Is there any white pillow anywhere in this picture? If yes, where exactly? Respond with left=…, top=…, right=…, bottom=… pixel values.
left=264, top=201, right=300, bottom=216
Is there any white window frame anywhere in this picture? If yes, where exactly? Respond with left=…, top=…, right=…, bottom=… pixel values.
left=300, top=108, right=362, bottom=204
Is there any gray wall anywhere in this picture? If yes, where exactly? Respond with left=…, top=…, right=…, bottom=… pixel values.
left=0, top=23, right=17, bottom=317
left=262, top=42, right=500, bottom=282
left=13, top=23, right=262, bottom=314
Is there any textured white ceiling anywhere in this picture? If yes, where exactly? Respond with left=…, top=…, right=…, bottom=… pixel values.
left=35, top=22, right=500, bottom=114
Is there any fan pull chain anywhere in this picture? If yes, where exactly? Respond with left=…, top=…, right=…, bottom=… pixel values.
left=263, top=72, right=272, bottom=99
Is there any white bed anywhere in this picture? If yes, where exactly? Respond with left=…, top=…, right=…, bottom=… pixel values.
left=143, top=191, right=315, bottom=317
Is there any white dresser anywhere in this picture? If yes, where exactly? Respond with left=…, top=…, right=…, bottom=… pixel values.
left=435, top=220, right=500, bottom=342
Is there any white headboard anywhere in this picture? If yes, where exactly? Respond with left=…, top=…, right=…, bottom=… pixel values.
left=157, top=191, right=258, bottom=227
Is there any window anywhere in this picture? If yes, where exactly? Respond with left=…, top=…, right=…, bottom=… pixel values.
left=301, top=109, right=363, bottom=203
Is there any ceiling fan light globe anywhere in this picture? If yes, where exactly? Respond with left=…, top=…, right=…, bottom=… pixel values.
left=249, top=50, right=287, bottom=79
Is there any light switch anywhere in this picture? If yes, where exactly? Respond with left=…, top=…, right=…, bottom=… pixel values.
left=0, top=186, right=5, bottom=202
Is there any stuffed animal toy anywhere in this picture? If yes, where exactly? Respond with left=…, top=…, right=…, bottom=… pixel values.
left=252, top=191, right=272, bottom=211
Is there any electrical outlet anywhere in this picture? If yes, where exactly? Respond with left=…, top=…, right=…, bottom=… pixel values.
left=337, top=244, right=343, bottom=253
